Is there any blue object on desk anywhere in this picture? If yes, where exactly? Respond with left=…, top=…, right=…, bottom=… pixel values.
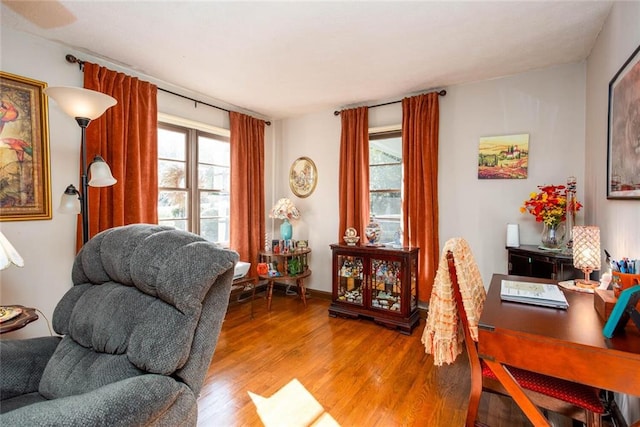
left=603, top=285, right=640, bottom=338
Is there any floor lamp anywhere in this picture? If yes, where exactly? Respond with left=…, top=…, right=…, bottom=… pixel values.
left=44, top=87, right=117, bottom=244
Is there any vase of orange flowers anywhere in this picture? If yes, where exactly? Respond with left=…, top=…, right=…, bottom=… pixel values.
left=520, top=184, right=582, bottom=250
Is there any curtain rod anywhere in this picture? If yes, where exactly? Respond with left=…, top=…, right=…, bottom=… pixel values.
left=332, top=89, right=447, bottom=116
left=64, top=54, right=271, bottom=126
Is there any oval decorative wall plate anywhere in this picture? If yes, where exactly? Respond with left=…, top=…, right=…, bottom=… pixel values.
left=289, top=156, right=317, bottom=198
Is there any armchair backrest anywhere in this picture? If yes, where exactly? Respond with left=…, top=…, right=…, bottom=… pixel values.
left=39, top=224, right=238, bottom=399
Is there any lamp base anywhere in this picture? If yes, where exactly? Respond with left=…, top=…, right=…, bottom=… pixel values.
left=575, top=279, right=599, bottom=289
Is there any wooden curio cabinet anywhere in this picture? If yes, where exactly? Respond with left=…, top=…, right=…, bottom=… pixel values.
left=329, top=244, right=420, bottom=335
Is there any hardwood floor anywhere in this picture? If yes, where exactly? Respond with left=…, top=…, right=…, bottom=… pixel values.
left=197, top=290, right=538, bottom=426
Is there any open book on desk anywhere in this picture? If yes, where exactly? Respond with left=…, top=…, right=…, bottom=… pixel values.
left=500, top=279, right=569, bottom=309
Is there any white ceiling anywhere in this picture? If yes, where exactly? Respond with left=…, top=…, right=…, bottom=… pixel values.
left=1, top=1, right=613, bottom=120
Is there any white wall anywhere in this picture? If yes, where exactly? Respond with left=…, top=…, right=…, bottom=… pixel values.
left=275, top=62, right=587, bottom=293
left=0, top=27, right=272, bottom=339
left=585, top=1, right=640, bottom=422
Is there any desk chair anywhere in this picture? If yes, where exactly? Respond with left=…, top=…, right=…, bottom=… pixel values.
left=444, top=248, right=605, bottom=427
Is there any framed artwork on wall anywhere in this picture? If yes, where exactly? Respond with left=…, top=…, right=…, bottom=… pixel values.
left=477, top=133, right=529, bottom=179
left=289, top=156, right=317, bottom=198
left=0, top=72, right=52, bottom=221
left=607, top=43, right=640, bottom=200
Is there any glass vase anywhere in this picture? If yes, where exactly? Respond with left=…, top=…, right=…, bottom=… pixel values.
left=540, top=222, right=565, bottom=250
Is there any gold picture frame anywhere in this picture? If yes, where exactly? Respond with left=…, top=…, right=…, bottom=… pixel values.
left=0, top=72, right=51, bottom=221
left=289, top=156, right=317, bottom=198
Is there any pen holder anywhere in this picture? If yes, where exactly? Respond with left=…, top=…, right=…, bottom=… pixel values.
left=612, top=272, right=640, bottom=294
left=612, top=272, right=640, bottom=311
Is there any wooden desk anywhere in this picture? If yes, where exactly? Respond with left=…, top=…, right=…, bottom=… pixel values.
left=478, top=274, right=640, bottom=425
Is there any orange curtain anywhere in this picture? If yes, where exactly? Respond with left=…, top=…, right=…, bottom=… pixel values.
left=402, top=93, right=440, bottom=303
left=338, top=107, right=370, bottom=241
left=82, top=62, right=158, bottom=250
left=230, top=112, right=265, bottom=275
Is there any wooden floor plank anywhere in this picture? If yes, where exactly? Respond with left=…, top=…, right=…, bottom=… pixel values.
left=197, top=291, right=541, bottom=426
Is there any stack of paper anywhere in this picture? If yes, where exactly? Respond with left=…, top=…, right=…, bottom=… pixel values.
left=500, top=280, right=569, bottom=309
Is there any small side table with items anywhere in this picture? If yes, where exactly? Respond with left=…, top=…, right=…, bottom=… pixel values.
left=229, top=276, right=258, bottom=318
left=0, top=305, right=39, bottom=334
left=258, top=248, right=311, bottom=311
left=506, top=245, right=579, bottom=281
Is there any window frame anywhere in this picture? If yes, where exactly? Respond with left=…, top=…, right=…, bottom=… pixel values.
left=368, top=126, right=403, bottom=243
left=157, top=119, right=231, bottom=245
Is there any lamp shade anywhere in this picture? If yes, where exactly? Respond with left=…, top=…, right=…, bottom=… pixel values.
left=0, top=231, right=24, bottom=270
left=573, top=226, right=601, bottom=271
left=58, top=185, right=81, bottom=214
left=88, top=156, right=117, bottom=187
left=44, top=86, right=116, bottom=120
left=269, top=198, right=301, bottom=220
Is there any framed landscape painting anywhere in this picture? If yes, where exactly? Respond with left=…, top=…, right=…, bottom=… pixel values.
left=478, top=133, right=529, bottom=179
left=0, top=72, right=52, bottom=221
left=607, top=44, right=640, bottom=199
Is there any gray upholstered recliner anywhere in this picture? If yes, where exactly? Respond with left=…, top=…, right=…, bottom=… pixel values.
left=0, top=224, right=238, bottom=426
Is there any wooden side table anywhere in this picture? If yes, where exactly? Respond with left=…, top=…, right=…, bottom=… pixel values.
left=0, top=305, right=39, bottom=334
left=258, top=249, right=312, bottom=311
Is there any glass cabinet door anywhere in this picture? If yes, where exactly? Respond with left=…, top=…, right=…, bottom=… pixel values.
left=336, top=255, right=364, bottom=306
left=370, top=258, right=402, bottom=312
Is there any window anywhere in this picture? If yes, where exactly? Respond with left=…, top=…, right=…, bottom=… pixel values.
left=157, top=122, right=230, bottom=245
left=369, top=130, right=402, bottom=243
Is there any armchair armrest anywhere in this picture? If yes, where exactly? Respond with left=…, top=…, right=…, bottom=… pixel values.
left=0, top=374, right=197, bottom=426
left=0, top=336, right=61, bottom=400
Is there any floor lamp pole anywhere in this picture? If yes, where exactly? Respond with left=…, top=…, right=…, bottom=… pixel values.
left=77, top=117, right=91, bottom=245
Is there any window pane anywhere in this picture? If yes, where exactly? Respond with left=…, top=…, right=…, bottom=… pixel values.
left=370, top=191, right=401, bottom=216
left=370, top=137, right=401, bottom=165
left=199, top=135, right=230, bottom=167
left=158, top=128, right=186, bottom=161
left=200, top=191, right=229, bottom=218
left=370, top=164, right=402, bottom=190
left=159, top=160, right=186, bottom=188
left=158, top=190, right=189, bottom=220
left=200, top=218, right=229, bottom=244
left=159, top=219, right=188, bottom=231
left=199, top=164, right=230, bottom=191
left=370, top=191, right=401, bottom=243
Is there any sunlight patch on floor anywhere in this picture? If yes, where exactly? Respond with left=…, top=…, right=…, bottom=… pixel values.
left=248, top=378, right=340, bottom=427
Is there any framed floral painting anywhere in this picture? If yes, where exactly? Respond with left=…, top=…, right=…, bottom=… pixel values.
left=607, top=43, right=640, bottom=199
left=0, top=72, right=52, bottom=221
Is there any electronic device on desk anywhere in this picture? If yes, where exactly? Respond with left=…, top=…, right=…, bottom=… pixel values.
left=603, top=285, right=640, bottom=338
left=233, top=261, right=251, bottom=280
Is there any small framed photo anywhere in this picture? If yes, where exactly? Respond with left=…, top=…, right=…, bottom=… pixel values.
left=607, top=44, right=640, bottom=199
left=0, top=72, right=52, bottom=221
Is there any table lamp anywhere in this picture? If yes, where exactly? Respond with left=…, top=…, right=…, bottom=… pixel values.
left=572, top=225, right=601, bottom=288
left=269, top=198, right=300, bottom=240
left=0, top=231, right=25, bottom=319
left=0, top=231, right=24, bottom=271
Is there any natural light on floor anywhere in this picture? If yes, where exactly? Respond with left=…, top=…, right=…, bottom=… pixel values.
left=248, top=379, right=340, bottom=427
